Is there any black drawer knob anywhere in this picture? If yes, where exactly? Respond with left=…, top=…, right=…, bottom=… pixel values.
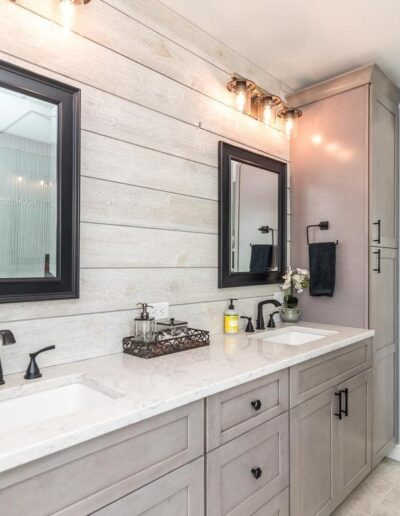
left=251, top=467, right=262, bottom=480
left=251, top=400, right=262, bottom=411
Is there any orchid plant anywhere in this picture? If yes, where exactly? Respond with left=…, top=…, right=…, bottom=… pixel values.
left=281, top=267, right=310, bottom=308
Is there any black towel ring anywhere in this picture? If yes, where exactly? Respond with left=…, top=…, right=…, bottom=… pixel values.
left=307, top=221, right=339, bottom=246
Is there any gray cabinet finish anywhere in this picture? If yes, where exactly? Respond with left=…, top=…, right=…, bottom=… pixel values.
left=0, top=401, right=204, bottom=516
left=290, top=389, right=337, bottom=516
left=290, top=339, right=371, bottom=407
left=290, top=369, right=372, bottom=516
left=336, top=370, right=372, bottom=505
left=93, top=457, right=204, bottom=516
left=252, top=488, right=289, bottom=516
left=207, top=413, right=289, bottom=516
left=206, top=369, right=289, bottom=451
left=372, top=346, right=396, bottom=467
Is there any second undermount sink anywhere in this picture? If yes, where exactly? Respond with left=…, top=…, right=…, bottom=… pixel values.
left=0, top=376, right=124, bottom=435
left=254, top=326, right=338, bottom=346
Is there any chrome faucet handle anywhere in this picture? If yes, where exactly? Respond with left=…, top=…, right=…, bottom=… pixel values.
left=24, top=345, right=56, bottom=380
left=0, top=330, right=16, bottom=346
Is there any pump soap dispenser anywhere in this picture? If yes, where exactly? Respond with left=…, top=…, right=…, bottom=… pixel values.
left=134, top=303, right=156, bottom=343
left=224, top=299, right=239, bottom=335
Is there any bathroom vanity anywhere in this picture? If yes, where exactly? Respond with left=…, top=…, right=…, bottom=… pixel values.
left=0, top=323, right=374, bottom=516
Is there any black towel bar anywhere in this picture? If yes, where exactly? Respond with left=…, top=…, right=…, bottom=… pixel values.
left=307, top=221, right=339, bottom=246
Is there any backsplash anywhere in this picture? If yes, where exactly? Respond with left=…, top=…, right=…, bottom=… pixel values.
left=0, top=0, right=290, bottom=375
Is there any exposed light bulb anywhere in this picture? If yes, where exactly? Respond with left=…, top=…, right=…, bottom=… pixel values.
left=263, top=104, right=272, bottom=125
left=60, top=0, right=76, bottom=30
left=235, top=81, right=248, bottom=112
left=285, top=116, right=294, bottom=136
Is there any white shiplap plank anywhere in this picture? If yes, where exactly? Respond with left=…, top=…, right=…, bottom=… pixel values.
left=81, top=132, right=218, bottom=201
left=81, top=177, right=217, bottom=234
left=80, top=223, right=218, bottom=268
left=0, top=3, right=290, bottom=163
left=0, top=269, right=278, bottom=323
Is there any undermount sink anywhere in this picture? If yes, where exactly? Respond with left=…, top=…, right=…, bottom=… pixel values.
left=253, top=326, right=338, bottom=346
left=0, top=377, right=123, bottom=434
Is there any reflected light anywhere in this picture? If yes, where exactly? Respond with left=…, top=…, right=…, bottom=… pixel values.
left=285, top=117, right=294, bottom=136
left=236, top=90, right=246, bottom=112
left=326, top=142, right=338, bottom=153
left=17, top=176, right=23, bottom=183
left=311, top=134, right=323, bottom=145
left=40, top=180, right=45, bottom=186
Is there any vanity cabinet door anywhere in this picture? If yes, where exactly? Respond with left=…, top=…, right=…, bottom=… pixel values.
left=336, top=370, right=372, bottom=505
left=290, top=389, right=338, bottom=516
left=370, top=87, right=399, bottom=249
left=92, top=458, right=204, bottom=516
left=372, top=346, right=396, bottom=467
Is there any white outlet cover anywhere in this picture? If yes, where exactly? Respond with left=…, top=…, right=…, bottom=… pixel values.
left=149, top=302, right=169, bottom=320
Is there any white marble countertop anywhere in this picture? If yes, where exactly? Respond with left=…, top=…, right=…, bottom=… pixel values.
left=0, top=322, right=374, bottom=474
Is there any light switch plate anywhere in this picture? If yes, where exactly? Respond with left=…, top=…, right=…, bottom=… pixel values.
left=148, top=302, right=169, bottom=320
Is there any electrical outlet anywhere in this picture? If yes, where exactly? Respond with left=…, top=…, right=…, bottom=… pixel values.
left=148, top=302, right=169, bottom=320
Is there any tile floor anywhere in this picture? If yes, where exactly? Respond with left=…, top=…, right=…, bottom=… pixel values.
left=333, top=458, right=400, bottom=515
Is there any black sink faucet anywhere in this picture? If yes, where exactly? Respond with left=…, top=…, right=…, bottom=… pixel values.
left=0, top=330, right=16, bottom=385
left=256, top=300, right=282, bottom=330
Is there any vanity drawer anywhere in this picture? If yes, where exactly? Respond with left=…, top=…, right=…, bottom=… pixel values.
left=290, top=339, right=371, bottom=407
left=0, top=401, right=204, bottom=516
left=206, top=369, right=289, bottom=451
left=92, top=457, right=204, bottom=516
left=206, top=412, right=289, bottom=516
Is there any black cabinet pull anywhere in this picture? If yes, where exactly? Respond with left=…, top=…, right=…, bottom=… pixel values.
left=334, top=391, right=342, bottom=420
left=373, top=249, right=381, bottom=273
left=373, top=220, right=381, bottom=244
left=251, top=467, right=262, bottom=479
left=343, top=388, right=349, bottom=417
left=251, top=400, right=262, bottom=411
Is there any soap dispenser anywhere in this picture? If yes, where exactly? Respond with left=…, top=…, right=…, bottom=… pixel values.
left=224, top=299, right=239, bottom=335
left=134, top=303, right=156, bottom=343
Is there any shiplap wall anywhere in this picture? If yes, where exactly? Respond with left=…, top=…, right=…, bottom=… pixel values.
left=0, top=0, right=291, bottom=375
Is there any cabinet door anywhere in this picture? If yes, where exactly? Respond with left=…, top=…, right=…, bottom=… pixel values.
left=372, top=346, right=396, bottom=467
left=336, top=370, right=372, bottom=504
left=369, top=247, right=397, bottom=353
left=370, top=90, right=398, bottom=248
left=252, top=487, right=289, bottom=516
left=93, top=458, right=204, bottom=516
left=290, top=390, right=338, bottom=516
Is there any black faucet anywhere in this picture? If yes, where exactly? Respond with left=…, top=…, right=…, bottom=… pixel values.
left=256, top=300, right=282, bottom=330
left=0, top=330, right=16, bottom=385
left=24, top=346, right=56, bottom=380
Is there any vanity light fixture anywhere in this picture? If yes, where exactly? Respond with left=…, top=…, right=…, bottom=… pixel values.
left=277, top=107, right=302, bottom=136
left=226, top=77, right=256, bottom=112
left=257, top=94, right=281, bottom=126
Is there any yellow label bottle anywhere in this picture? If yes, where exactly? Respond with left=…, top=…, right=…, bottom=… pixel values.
left=224, top=299, right=239, bottom=334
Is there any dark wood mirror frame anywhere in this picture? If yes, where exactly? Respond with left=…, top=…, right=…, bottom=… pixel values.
left=0, top=60, right=80, bottom=303
left=218, top=141, right=287, bottom=288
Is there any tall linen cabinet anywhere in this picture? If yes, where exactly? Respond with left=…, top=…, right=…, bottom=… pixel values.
left=288, top=65, right=399, bottom=468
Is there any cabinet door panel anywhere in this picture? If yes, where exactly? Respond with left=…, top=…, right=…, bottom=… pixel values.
left=252, top=488, right=289, bottom=516
left=93, top=458, right=204, bottom=516
left=369, top=247, right=397, bottom=352
left=337, top=370, right=372, bottom=504
left=370, top=94, right=398, bottom=248
left=290, top=390, right=338, bottom=516
left=372, top=346, right=396, bottom=467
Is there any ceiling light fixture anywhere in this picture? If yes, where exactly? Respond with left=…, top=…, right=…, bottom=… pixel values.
left=257, top=94, right=281, bottom=126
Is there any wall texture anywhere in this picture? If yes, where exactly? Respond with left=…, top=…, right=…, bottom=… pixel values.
left=0, top=0, right=291, bottom=374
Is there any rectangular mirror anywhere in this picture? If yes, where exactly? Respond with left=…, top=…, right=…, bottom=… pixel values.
left=0, top=60, right=80, bottom=302
left=219, top=142, right=287, bottom=288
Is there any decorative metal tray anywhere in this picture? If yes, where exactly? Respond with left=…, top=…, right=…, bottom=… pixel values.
left=123, top=328, right=210, bottom=359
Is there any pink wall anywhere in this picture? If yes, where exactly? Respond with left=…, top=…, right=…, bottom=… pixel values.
left=291, top=85, right=369, bottom=327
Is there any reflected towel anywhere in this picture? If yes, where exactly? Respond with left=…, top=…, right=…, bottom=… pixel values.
left=249, top=245, right=273, bottom=273
left=309, top=242, right=336, bottom=296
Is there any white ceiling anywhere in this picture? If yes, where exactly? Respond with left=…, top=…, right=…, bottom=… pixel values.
left=159, top=0, right=400, bottom=91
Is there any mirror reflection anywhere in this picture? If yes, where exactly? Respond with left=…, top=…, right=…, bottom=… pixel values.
left=230, top=160, right=280, bottom=273
left=0, top=86, right=58, bottom=279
